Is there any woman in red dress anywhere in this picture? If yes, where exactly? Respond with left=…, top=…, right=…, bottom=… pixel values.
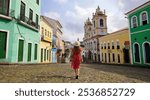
left=70, top=41, right=82, bottom=79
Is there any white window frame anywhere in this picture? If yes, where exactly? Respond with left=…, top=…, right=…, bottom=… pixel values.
left=133, top=42, right=141, bottom=64
left=142, top=41, right=150, bottom=65
left=131, top=15, right=138, bottom=28
left=140, top=11, right=149, bottom=26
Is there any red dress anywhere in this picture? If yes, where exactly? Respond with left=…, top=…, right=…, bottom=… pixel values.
left=71, top=48, right=82, bottom=69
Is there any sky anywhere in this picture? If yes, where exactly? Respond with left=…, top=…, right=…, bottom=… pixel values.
left=41, top=0, right=149, bottom=42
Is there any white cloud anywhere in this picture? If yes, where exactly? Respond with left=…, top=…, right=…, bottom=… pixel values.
left=65, top=4, right=95, bottom=21
left=53, top=0, right=68, bottom=4
left=62, top=28, right=84, bottom=42
left=63, top=5, right=95, bottom=42
left=107, top=10, right=128, bottom=33
left=44, top=11, right=60, bottom=20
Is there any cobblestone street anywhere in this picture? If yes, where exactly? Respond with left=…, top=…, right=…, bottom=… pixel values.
left=0, top=64, right=150, bottom=83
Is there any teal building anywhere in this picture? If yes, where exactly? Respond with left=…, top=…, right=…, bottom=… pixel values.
left=126, top=1, right=150, bottom=66
left=0, top=0, right=41, bottom=63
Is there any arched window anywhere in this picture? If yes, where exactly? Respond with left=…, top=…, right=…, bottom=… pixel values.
left=143, top=42, right=150, bottom=63
left=104, top=43, right=106, bottom=49
left=116, top=41, right=120, bottom=49
left=108, top=42, right=110, bottom=49
left=131, top=16, right=138, bottom=28
left=134, top=43, right=140, bottom=63
left=100, top=19, right=104, bottom=27
left=42, top=27, right=44, bottom=35
left=141, top=11, right=148, bottom=25
left=112, top=41, right=115, bottom=49
left=101, top=43, right=103, bottom=49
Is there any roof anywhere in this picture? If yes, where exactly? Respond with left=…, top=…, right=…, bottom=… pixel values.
left=40, top=16, right=54, bottom=29
left=41, top=15, right=63, bottom=29
left=125, top=1, right=150, bottom=15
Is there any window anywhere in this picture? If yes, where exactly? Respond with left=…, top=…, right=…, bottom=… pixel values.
left=112, top=53, right=115, bottom=62
left=101, top=43, right=103, bottom=49
left=42, top=27, right=44, bottom=34
left=36, top=14, right=39, bottom=26
left=36, top=0, right=39, bottom=5
left=29, top=9, right=33, bottom=21
left=0, top=0, right=10, bottom=16
left=134, top=43, right=140, bottom=63
left=47, top=50, right=49, bottom=60
left=34, top=44, right=38, bottom=60
left=44, top=49, right=46, bottom=61
left=105, top=53, right=107, bottom=63
left=108, top=53, right=110, bottom=63
left=0, top=31, right=7, bottom=59
left=116, top=41, right=120, bottom=49
left=100, top=19, right=104, bottom=27
left=104, top=43, right=106, bottom=49
left=143, top=42, right=150, bottom=63
left=102, top=53, right=103, bottom=61
left=132, top=16, right=138, bottom=28
left=118, top=54, right=120, bottom=63
left=112, top=41, right=114, bottom=49
left=108, top=42, right=110, bottom=49
left=20, top=1, right=26, bottom=21
left=27, top=43, right=32, bottom=62
left=141, top=12, right=148, bottom=25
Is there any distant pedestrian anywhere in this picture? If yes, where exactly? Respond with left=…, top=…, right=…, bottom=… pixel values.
left=70, top=41, right=82, bottom=79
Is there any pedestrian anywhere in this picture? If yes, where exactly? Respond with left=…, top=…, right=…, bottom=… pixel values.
left=70, top=41, right=82, bottom=79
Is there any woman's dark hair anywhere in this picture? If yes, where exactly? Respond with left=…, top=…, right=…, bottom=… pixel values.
left=74, top=46, right=80, bottom=53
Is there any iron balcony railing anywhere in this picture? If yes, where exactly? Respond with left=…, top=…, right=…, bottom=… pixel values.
left=18, top=14, right=39, bottom=29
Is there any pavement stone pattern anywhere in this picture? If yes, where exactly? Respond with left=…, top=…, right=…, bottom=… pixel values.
left=0, top=64, right=150, bottom=83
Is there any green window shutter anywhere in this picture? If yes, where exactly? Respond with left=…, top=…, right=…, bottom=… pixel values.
left=44, top=49, right=46, bottom=61
left=41, top=48, right=43, bottom=62
left=18, top=40, right=24, bottom=62
left=27, top=43, right=32, bottom=62
left=0, top=31, right=7, bottom=59
left=47, top=50, right=49, bottom=60
left=34, top=44, right=38, bottom=60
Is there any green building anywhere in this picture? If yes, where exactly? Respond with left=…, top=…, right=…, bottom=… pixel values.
left=126, top=1, right=150, bottom=66
left=0, top=0, right=41, bottom=63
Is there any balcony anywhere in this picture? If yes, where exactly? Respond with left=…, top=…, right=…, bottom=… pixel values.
left=0, top=9, right=14, bottom=20
left=18, top=15, right=39, bottom=31
left=41, top=34, right=52, bottom=43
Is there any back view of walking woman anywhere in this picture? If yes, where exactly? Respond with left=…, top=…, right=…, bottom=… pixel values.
left=70, top=41, right=82, bottom=79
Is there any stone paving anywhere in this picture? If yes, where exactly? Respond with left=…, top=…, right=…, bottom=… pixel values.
left=0, top=63, right=150, bottom=83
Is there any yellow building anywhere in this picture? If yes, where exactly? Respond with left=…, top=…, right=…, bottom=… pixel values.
left=40, top=16, right=53, bottom=63
left=99, top=28, right=131, bottom=64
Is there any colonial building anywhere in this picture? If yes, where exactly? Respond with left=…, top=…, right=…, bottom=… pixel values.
left=40, top=16, right=53, bottom=63
left=125, top=1, right=150, bottom=65
left=99, top=28, right=130, bottom=64
left=83, top=6, right=107, bottom=62
left=0, top=0, right=40, bottom=63
left=43, top=16, right=63, bottom=63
